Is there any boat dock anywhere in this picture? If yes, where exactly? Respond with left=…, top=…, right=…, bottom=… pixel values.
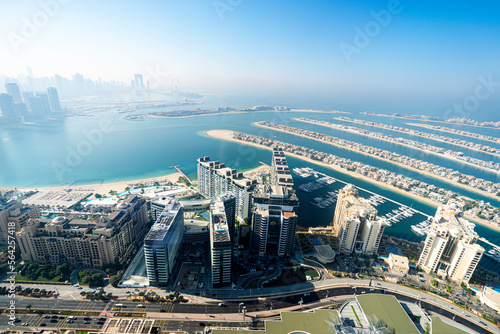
left=170, top=165, right=192, bottom=183
left=479, top=237, right=499, bottom=248
left=304, top=167, right=433, bottom=219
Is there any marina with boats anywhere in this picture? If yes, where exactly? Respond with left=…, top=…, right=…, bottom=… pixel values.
left=311, top=190, right=339, bottom=209
left=411, top=217, right=433, bottom=236
left=379, top=206, right=418, bottom=227
left=293, top=166, right=500, bottom=265
left=485, top=247, right=500, bottom=262
left=297, top=176, right=336, bottom=193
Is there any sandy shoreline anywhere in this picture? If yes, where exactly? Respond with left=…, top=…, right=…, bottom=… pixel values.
left=0, top=173, right=183, bottom=196
left=145, top=108, right=351, bottom=119
left=332, top=117, right=500, bottom=173
left=406, top=122, right=500, bottom=145
left=206, top=129, right=500, bottom=233
left=0, top=164, right=270, bottom=199
left=262, top=121, right=500, bottom=203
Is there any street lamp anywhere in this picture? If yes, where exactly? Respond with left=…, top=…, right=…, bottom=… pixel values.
left=242, top=306, right=246, bottom=326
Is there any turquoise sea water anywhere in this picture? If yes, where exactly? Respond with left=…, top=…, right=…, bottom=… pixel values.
left=1, top=100, right=500, bottom=272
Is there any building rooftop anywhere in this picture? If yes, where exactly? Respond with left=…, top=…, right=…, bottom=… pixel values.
left=145, top=199, right=182, bottom=243
left=212, top=222, right=230, bottom=243
left=211, top=200, right=231, bottom=243
left=314, top=244, right=335, bottom=261
left=212, top=309, right=339, bottom=334
left=389, top=253, right=409, bottom=267
left=482, top=286, right=500, bottom=307
left=433, top=203, right=477, bottom=238
left=198, top=156, right=256, bottom=188
left=254, top=184, right=298, bottom=202
left=356, top=294, right=419, bottom=334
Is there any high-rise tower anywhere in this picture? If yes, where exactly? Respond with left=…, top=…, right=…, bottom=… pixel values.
left=144, top=199, right=184, bottom=286
left=251, top=147, right=299, bottom=257
left=210, top=200, right=232, bottom=287
left=332, top=184, right=384, bottom=255
left=418, top=203, right=484, bottom=284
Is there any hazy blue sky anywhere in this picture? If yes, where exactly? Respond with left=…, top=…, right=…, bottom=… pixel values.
left=1, top=0, right=500, bottom=118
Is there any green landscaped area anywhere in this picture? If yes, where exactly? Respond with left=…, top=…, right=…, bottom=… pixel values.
left=430, top=316, right=469, bottom=334
left=356, top=294, right=419, bottom=334
left=14, top=274, right=65, bottom=283
left=212, top=310, right=339, bottom=334
left=304, top=268, right=319, bottom=279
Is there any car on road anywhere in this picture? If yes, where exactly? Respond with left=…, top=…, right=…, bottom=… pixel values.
left=199, top=322, right=206, bottom=326
left=21, top=323, right=27, bottom=326
left=84, top=317, right=91, bottom=321
left=67, top=320, right=74, bottom=323
left=51, top=315, right=58, bottom=319
left=97, top=321, right=105, bottom=325
left=50, top=319, right=58, bottom=323
left=218, top=302, right=226, bottom=307
left=99, top=318, right=107, bottom=321
left=44, top=315, right=51, bottom=319
left=84, top=321, right=90, bottom=324
left=40, top=323, right=46, bottom=327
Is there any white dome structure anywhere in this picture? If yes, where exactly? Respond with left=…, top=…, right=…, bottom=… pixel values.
left=51, top=216, right=66, bottom=224
left=117, top=202, right=128, bottom=210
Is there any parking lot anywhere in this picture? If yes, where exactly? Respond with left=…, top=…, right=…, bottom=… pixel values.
left=175, top=263, right=203, bottom=290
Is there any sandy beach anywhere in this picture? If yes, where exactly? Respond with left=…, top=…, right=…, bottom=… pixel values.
left=0, top=172, right=183, bottom=197
left=259, top=121, right=500, bottom=203
left=206, top=129, right=500, bottom=233
left=406, top=122, right=500, bottom=145
left=331, top=117, right=500, bottom=171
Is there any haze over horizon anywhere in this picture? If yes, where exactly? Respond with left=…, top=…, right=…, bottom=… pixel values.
left=1, top=0, right=500, bottom=120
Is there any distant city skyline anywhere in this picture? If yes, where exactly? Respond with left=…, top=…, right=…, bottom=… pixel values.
left=0, top=69, right=148, bottom=98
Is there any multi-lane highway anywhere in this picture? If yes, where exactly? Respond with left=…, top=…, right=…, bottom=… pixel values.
left=0, top=285, right=496, bottom=334
left=0, top=314, right=106, bottom=331
left=0, top=287, right=356, bottom=314
left=0, top=313, right=211, bottom=333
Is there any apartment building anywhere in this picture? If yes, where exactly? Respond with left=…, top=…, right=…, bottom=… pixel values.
left=144, top=199, right=184, bottom=286
left=197, top=156, right=256, bottom=219
left=332, top=184, right=384, bottom=255
left=418, top=203, right=484, bottom=284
